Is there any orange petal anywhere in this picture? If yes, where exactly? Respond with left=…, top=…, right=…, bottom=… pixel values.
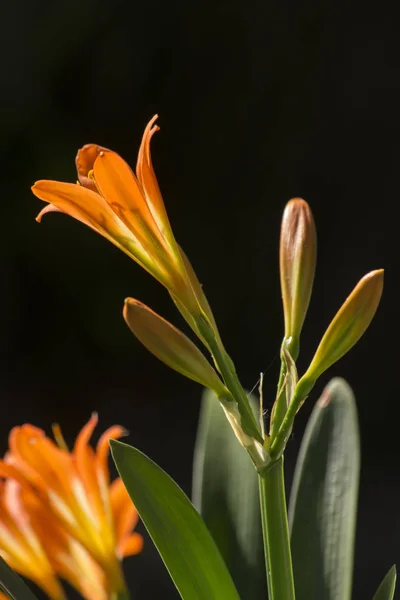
left=136, top=116, right=176, bottom=246
left=8, top=426, right=73, bottom=497
left=73, top=414, right=104, bottom=517
left=32, top=179, right=173, bottom=290
left=33, top=180, right=132, bottom=243
left=96, top=425, right=127, bottom=482
left=119, top=533, right=144, bottom=557
left=0, top=460, right=31, bottom=490
left=93, top=150, right=173, bottom=264
left=73, top=413, right=98, bottom=454
left=0, top=483, right=65, bottom=600
left=109, top=478, right=139, bottom=546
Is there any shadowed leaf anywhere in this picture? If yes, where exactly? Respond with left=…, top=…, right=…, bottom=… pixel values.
left=289, top=378, right=360, bottom=600
left=0, top=556, right=39, bottom=600
left=192, top=389, right=266, bottom=599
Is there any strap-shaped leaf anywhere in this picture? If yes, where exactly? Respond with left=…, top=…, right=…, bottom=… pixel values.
left=111, top=440, right=240, bottom=600
left=289, top=377, right=360, bottom=600
left=0, top=556, right=39, bottom=600
left=373, top=565, right=397, bottom=600
left=192, top=389, right=266, bottom=600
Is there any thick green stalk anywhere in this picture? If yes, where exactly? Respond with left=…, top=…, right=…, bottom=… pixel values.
left=258, top=458, right=296, bottom=600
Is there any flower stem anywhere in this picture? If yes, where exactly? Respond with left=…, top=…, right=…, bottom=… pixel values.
left=112, top=591, right=130, bottom=600
left=195, top=316, right=263, bottom=444
left=258, top=457, right=296, bottom=600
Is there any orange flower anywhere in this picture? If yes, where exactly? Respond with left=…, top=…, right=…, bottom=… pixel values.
left=0, top=415, right=143, bottom=597
left=0, top=470, right=65, bottom=600
left=31, top=116, right=201, bottom=315
left=0, top=470, right=110, bottom=600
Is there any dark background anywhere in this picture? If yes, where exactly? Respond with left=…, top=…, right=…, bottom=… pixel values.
left=0, top=0, right=398, bottom=598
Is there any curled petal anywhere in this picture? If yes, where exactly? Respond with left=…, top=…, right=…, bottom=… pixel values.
left=33, top=180, right=132, bottom=242
left=136, top=115, right=175, bottom=245
left=36, top=204, right=65, bottom=220
left=32, top=180, right=171, bottom=288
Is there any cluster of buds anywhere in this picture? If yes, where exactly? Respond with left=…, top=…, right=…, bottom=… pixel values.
left=31, top=118, right=383, bottom=472
left=0, top=415, right=142, bottom=599
left=269, top=199, right=383, bottom=459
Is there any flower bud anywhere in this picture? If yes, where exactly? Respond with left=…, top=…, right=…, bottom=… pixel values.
left=280, top=198, right=317, bottom=359
left=304, top=269, right=384, bottom=383
left=123, top=298, right=227, bottom=396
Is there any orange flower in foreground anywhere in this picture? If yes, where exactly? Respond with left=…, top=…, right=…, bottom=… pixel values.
left=0, top=415, right=143, bottom=598
left=0, top=472, right=110, bottom=600
left=31, top=116, right=201, bottom=315
left=0, top=474, right=64, bottom=599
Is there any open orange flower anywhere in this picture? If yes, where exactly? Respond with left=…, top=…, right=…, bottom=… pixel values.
left=31, top=116, right=202, bottom=315
left=0, top=471, right=111, bottom=600
left=0, top=415, right=143, bottom=598
left=0, top=472, right=65, bottom=599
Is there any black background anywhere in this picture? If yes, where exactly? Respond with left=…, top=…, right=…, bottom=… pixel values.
left=0, top=0, right=399, bottom=598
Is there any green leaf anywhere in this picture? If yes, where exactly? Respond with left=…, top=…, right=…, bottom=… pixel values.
left=0, top=556, right=39, bottom=600
left=192, top=388, right=266, bottom=600
left=110, top=440, right=240, bottom=600
left=288, top=377, right=360, bottom=600
left=373, top=565, right=397, bottom=600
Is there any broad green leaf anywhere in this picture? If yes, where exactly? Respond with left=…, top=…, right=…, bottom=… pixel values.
left=373, top=565, right=397, bottom=600
left=289, top=377, right=360, bottom=600
left=192, top=388, right=266, bottom=600
left=110, top=440, right=240, bottom=600
left=0, top=556, right=39, bottom=600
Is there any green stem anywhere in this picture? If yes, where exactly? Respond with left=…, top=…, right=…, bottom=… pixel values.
left=270, top=375, right=315, bottom=459
left=258, top=458, right=296, bottom=600
left=270, top=360, right=287, bottom=438
left=112, top=591, right=130, bottom=600
left=196, top=316, right=263, bottom=443
left=108, top=559, right=130, bottom=600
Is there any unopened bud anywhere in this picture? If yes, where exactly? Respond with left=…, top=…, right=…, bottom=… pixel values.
left=123, top=298, right=227, bottom=396
left=304, top=269, right=384, bottom=383
left=280, top=198, right=317, bottom=359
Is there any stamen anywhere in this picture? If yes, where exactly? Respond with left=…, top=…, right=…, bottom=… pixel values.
left=52, top=423, right=69, bottom=451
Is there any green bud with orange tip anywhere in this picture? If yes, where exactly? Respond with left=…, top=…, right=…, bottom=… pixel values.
left=280, top=198, right=317, bottom=360
left=303, top=268, right=384, bottom=384
left=123, top=298, right=227, bottom=397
